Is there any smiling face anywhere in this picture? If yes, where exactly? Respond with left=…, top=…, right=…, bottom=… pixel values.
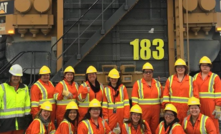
left=131, top=113, right=141, bottom=124
left=40, top=74, right=50, bottom=83
left=87, top=73, right=97, bottom=83
left=89, top=108, right=101, bottom=119
left=189, top=105, right=200, bottom=117
left=64, top=72, right=74, bottom=82
left=68, top=109, right=77, bottom=121
left=200, top=64, right=210, bottom=73
left=11, top=76, right=21, bottom=85
left=164, top=111, right=175, bottom=124
left=142, top=69, right=153, bottom=81
left=110, top=78, right=118, bottom=86
left=175, top=65, right=185, bottom=75
left=40, top=110, right=51, bottom=120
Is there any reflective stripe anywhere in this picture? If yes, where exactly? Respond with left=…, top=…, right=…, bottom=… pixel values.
left=169, top=75, right=174, bottom=97
left=39, top=99, right=55, bottom=104
left=162, top=96, right=170, bottom=102
left=199, top=92, right=215, bottom=98
left=31, top=101, right=39, bottom=107
left=209, top=73, right=216, bottom=93
left=170, top=97, right=189, bottom=103
left=170, top=122, right=180, bottom=134
left=61, top=80, right=68, bottom=91
left=61, top=119, right=73, bottom=134
left=200, top=115, right=208, bottom=134
left=108, top=102, right=124, bottom=108
left=0, top=113, right=29, bottom=119
left=183, top=117, right=188, bottom=130
left=159, top=121, right=163, bottom=134
left=57, top=99, right=76, bottom=105
left=131, top=97, right=138, bottom=103
left=125, top=123, right=131, bottom=134
left=1, top=84, right=6, bottom=110
left=137, top=80, right=144, bottom=99
left=83, top=120, right=94, bottom=134
left=102, top=102, right=108, bottom=108
left=138, top=99, right=160, bottom=105
left=0, top=107, right=28, bottom=112
left=74, top=82, right=79, bottom=91
left=35, top=119, right=45, bottom=133
left=189, top=76, right=193, bottom=97
left=35, top=81, right=47, bottom=99
left=79, top=103, right=89, bottom=107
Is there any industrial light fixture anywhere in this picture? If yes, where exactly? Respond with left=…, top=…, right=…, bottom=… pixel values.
left=8, top=30, right=14, bottom=34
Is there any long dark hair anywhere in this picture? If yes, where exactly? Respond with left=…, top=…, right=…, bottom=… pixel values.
left=63, top=109, right=79, bottom=126
left=82, top=108, right=103, bottom=121
left=63, top=72, right=75, bottom=84
left=108, top=77, right=122, bottom=96
left=163, top=111, right=180, bottom=132
left=125, top=113, right=148, bottom=133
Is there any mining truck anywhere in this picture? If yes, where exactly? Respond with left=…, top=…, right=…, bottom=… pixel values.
left=0, top=0, right=221, bottom=96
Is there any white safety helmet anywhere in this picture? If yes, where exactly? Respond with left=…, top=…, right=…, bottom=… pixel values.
left=9, top=64, right=23, bottom=76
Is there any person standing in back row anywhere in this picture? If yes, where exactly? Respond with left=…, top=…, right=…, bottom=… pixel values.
left=102, top=68, right=130, bottom=131
left=31, top=65, right=56, bottom=122
left=54, top=66, right=78, bottom=125
left=132, top=62, right=163, bottom=134
left=0, top=64, right=32, bottom=134
left=162, top=58, right=198, bottom=124
left=193, top=56, right=221, bottom=134
left=77, top=65, right=104, bottom=121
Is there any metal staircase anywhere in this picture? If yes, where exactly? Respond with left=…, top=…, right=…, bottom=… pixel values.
left=51, top=0, right=139, bottom=82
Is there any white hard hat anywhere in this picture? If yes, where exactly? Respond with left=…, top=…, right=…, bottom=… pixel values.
left=9, top=64, right=23, bottom=76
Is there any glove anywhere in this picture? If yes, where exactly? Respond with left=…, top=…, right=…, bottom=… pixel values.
left=212, top=106, right=221, bottom=119
left=113, top=123, right=121, bottom=134
left=123, top=118, right=128, bottom=122
left=160, top=108, right=164, bottom=118
left=187, top=110, right=190, bottom=116
left=62, top=90, right=70, bottom=97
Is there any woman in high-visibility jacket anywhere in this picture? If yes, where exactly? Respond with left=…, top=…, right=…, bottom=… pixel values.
left=122, top=104, right=152, bottom=134
left=102, top=68, right=130, bottom=130
left=182, top=97, right=217, bottom=134
left=132, top=62, right=163, bottom=134
left=193, top=56, right=221, bottom=134
left=162, top=58, right=198, bottom=124
left=54, top=66, right=78, bottom=125
left=77, top=65, right=104, bottom=121
left=31, top=66, right=56, bottom=122
left=155, top=104, right=185, bottom=134
left=56, top=101, right=79, bottom=134
left=26, top=101, right=56, bottom=134
left=77, top=99, right=114, bottom=134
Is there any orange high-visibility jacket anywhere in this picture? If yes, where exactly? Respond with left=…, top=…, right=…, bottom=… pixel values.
left=26, top=119, right=56, bottom=134
left=155, top=121, right=185, bottom=134
left=162, top=75, right=198, bottom=123
left=77, top=81, right=104, bottom=121
left=132, top=78, right=163, bottom=134
left=56, top=119, right=76, bottom=134
left=54, top=79, right=78, bottom=124
left=30, top=79, right=56, bottom=121
left=77, top=117, right=114, bottom=134
left=102, top=84, right=130, bottom=130
left=122, top=120, right=152, bottom=134
left=182, top=113, right=217, bottom=134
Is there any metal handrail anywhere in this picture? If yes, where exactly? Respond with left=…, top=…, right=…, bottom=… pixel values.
left=50, top=0, right=100, bottom=52
left=53, top=0, right=120, bottom=71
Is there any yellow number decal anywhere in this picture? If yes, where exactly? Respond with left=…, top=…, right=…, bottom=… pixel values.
left=152, top=39, right=164, bottom=60
left=140, top=39, right=151, bottom=60
left=130, top=39, right=139, bottom=60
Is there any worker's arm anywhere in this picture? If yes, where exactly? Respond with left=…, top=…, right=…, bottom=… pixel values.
left=56, top=122, right=71, bottom=134
left=29, top=120, right=41, bottom=134
left=162, top=79, right=170, bottom=108
left=102, top=88, right=108, bottom=120
left=54, top=82, right=64, bottom=100
left=214, top=75, right=221, bottom=106
left=30, top=84, right=41, bottom=119
left=206, top=117, right=217, bottom=134
left=123, top=85, right=130, bottom=119
left=78, top=83, right=89, bottom=102
left=77, top=122, right=88, bottom=134
left=131, top=81, right=139, bottom=105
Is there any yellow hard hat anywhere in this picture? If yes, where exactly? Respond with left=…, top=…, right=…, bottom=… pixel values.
left=40, top=101, right=52, bottom=111
left=174, top=58, right=186, bottom=66
left=130, top=104, right=142, bottom=114
left=86, top=65, right=97, bottom=74
left=164, top=104, right=177, bottom=114
left=39, top=65, right=51, bottom=74
left=108, top=68, right=120, bottom=79
left=64, top=66, right=75, bottom=73
left=199, top=56, right=212, bottom=65
left=66, top=101, right=78, bottom=110
left=188, top=97, right=200, bottom=106
left=89, top=99, right=101, bottom=108
left=142, top=62, right=154, bottom=70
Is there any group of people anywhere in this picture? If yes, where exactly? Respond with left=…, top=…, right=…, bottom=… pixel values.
left=0, top=55, right=220, bottom=134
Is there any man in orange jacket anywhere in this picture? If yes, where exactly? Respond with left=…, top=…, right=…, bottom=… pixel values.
left=182, top=97, right=217, bottom=134
left=132, top=62, right=163, bottom=134
left=30, top=66, right=56, bottom=122
left=193, top=56, right=221, bottom=134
